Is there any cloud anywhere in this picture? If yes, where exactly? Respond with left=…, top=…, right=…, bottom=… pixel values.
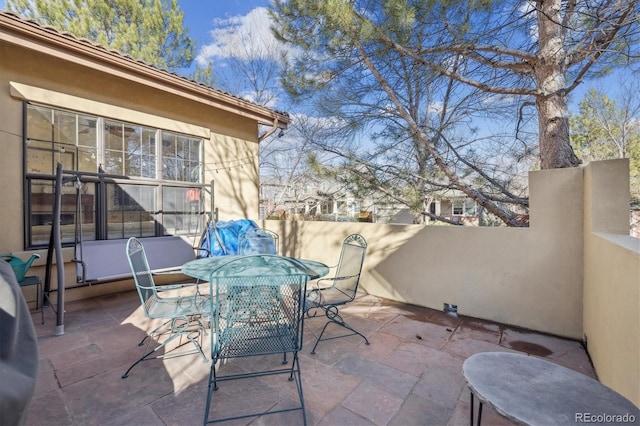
left=196, top=7, right=283, bottom=66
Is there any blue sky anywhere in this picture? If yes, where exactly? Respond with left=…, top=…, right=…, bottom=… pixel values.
left=1, top=1, right=633, bottom=115
left=0, top=0, right=271, bottom=63
left=178, top=0, right=269, bottom=50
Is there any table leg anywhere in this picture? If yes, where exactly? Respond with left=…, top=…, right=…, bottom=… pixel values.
left=469, top=392, right=483, bottom=426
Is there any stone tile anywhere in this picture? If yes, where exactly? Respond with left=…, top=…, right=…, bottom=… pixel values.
left=31, top=359, right=59, bottom=399
left=297, top=354, right=361, bottom=415
left=48, top=342, right=103, bottom=372
left=416, top=344, right=466, bottom=372
left=500, top=327, right=596, bottom=377
left=425, top=310, right=464, bottom=328
left=61, top=362, right=176, bottom=425
left=379, top=315, right=453, bottom=349
left=55, top=351, right=129, bottom=388
left=63, top=297, right=102, bottom=312
left=389, top=393, right=453, bottom=426
left=24, top=389, right=73, bottom=426
left=303, top=315, right=373, bottom=363
left=23, top=291, right=598, bottom=426
left=354, top=330, right=405, bottom=363
left=381, top=341, right=443, bottom=377
left=198, top=371, right=285, bottom=424
left=412, top=363, right=466, bottom=409
left=36, top=328, right=92, bottom=359
left=319, top=405, right=375, bottom=426
left=447, top=397, right=517, bottom=426
left=78, top=315, right=124, bottom=334
left=460, top=317, right=505, bottom=334
left=342, top=382, right=404, bottom=426
left=104, top=405, right=164, bottom=426
left=335, top=353, right=418, bottom=398
left=453, top=323, right=501, bottom=344
left=443, top=324, right=516, bottom=359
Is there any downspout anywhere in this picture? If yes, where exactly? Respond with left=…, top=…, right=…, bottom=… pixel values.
left=258, top=118, right=281, bottom=142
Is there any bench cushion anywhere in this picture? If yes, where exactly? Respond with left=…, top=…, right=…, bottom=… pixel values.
left=76, top=236, right=197, bottom=282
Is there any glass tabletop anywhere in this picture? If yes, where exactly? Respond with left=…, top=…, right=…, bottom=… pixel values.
left=182, top=255, right=330, bottom=281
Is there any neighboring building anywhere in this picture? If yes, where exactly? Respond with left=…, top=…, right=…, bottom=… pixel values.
left=260, top=176, right=363, bottom=221
left=0, top=11, right=289, bottom=285
left=261, top=175, right=481, bottom=225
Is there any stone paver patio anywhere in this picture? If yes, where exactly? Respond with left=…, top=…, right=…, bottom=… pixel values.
left=25, top=290, right=596, bottom=425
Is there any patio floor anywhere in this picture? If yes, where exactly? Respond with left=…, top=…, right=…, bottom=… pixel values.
left=25, top=290, right=596, bottom=426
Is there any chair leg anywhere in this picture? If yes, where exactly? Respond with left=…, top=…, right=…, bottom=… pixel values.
left=203, top=352, right=306, bottom=426
left=309, top=305, right=370, bottom=354
left=204, top=358, right=218, bottom=425
left=122, top=317, right=206, bottom=378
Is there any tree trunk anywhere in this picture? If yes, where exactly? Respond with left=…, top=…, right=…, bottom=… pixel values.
left=535, top=0, right=581, bottom=169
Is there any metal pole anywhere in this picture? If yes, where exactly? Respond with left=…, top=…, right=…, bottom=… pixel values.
left=53, top=162, right=65, bottom=335
left=210, top=180, right=216, bottom=222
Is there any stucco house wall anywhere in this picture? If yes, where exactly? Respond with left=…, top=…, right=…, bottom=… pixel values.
left=0, top=11, right=288, bottom=293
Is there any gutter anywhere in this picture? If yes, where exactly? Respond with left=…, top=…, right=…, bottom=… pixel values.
left=0, top=11, right=291, bottom=129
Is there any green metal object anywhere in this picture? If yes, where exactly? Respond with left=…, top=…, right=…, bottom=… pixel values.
left=204, top=254, right=309, bottom=425
left=121, top=237, right=210, bottom=379
left=305, top=234, right=370, bottom=354
left=0, top=254, right=40, bottom=282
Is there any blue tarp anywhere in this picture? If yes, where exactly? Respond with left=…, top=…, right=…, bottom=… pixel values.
left=198, top=219, right=259, bottom=257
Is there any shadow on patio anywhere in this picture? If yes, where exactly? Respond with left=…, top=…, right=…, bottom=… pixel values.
left=26, top=289, right=595, bottom=426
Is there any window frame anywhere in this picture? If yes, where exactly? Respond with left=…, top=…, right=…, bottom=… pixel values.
left=452, top=198, right=477, bottom=216
left=23, top=102, right=206, bottom=249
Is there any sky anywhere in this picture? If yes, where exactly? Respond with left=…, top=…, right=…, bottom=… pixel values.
left=1, top=1, right=634, bottom=119
left=0, top=0, right=273, bottom=69
left=178, top=0, right=271, bottom=61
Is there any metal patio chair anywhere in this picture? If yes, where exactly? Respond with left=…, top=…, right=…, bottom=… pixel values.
left=204, top=255, right=308, bottom=425
left=305, top=233, right=370, bottom=354
left=121, top=237, right=209, bottom=378
left=238, top=228, right=279, bottom=255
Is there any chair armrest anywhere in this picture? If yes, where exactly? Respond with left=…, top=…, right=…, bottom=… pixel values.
left=313, top=277, right=334, bottom=290
left=314, top=273, right=358, bottom=289
left=155, top=282, right=199, bottom=291
left=152, top=269, right=203, bottom=282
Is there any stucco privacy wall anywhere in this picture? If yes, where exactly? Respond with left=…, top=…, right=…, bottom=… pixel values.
left=267, top=164, right=586, bottom=339
left=583, top=159, right=639, bottom=405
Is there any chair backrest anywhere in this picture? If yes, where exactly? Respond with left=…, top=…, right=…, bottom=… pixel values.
left=126, top=237, right=157, bottom=315
left=209, top=255, right=307, bottom=358
left=332, top=234, right=367, bottom=300
left=238, top=229, right=279, bottom=255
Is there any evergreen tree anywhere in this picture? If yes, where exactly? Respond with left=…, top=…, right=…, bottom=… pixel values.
left=7, top=0, right=195, bottom=71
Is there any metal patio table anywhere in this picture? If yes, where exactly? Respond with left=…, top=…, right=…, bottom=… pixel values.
left=182, top=255, right=330, bottom=282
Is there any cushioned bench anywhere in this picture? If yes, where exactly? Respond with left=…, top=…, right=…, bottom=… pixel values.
left=75, top=236, right=199, bottom=283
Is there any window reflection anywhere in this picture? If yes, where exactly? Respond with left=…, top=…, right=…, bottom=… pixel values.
left=24, top=103, right=205, bottom=248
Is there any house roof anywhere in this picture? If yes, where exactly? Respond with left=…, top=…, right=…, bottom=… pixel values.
left=0, top=10, right=290, bottom=130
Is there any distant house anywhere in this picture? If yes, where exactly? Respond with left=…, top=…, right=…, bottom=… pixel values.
left=424, top=190, right=480, bottom=226
left=0, top=11, right=289, bottom=282
left=261, top=175, right=482, bottom=225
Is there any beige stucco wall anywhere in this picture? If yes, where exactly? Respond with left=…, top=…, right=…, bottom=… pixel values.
left=583, top=159, right=639, bottom=405
left=0, top=39, right=260, bottom=274
left=265, top=160, right=639, bottom=404
left=265, top=164, right=585, bottom=339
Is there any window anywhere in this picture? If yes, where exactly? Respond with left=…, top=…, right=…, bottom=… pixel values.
left=24, top=103, right=205, bottom=248
left=162, top=131, right=202, bottom=182
left=452, top=199, right=477, bottom=216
